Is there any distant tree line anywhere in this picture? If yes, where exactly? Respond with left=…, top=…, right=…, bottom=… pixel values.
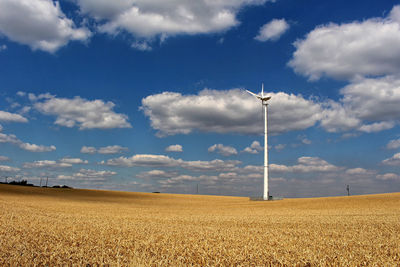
left=0, top=179, right=72, bottom=189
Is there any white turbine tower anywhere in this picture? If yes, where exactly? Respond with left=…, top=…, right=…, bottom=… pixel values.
left=247, top=84, right=271, bottom=200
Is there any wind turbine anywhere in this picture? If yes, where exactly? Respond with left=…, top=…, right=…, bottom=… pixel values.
left=247, top=84, right=271, bottom=200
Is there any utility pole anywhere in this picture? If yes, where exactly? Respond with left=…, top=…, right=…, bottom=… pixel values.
left=45, top=176, right=48, bottom=187
left=40, top=177, right=42, bottom=187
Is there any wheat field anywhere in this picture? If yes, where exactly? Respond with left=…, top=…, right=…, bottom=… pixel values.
left=0, top=184, right=399, bottom=266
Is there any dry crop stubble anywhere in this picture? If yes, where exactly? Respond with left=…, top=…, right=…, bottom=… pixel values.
left=0, top=184, right=399, bottom=265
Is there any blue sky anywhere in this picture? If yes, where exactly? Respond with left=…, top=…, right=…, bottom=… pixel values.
left=1, top=0, right=400, bottom=197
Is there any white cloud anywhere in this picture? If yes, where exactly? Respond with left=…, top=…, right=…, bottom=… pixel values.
left=270, top=156, right=340, bottom=173
left=320, top=101, right=361, bottom=133
left=16, top=91, right=26, bottom=97
left=243, top=141, right=263, bottom=154
left=141, top=89, right=322, bottom=136
left=23, top=158, right=87, bottom=169
left=387, top=139, right=400, bottom=150
left=0, top=0, right=91, bottom=53
left=297, top=135, right=312, bottom=145
left=376, top=173, right=400, bottom=181
left=301, top=138, right=311, bottom=145
left=136, top=169, right=177, bottom=179
left=77, top=0, right=268, bottom=41
left=0, top=110, right=28, bottom=123
left=340, top=76, right=400, bottom=123
left=98, top=145, right=128, bottom=154
left=103, top=154, right=181, bottom=168
left=321, top=76, right=400, bottom=133
left=274, top=144, right=286, bottom=151
left=19, top=143, right=56, bottom=152
left=0, top=132, right=56, bottom=152
left=28, top=92, right=54, bottom=102
left=80, top=145, right=128, bottom=154
left=19, top=106, right=31, bottom=114
left=0, top=44, right=6, bottom=51
left=255, top=18, right=289, bottom=41
left=102, top=153, right=241, bottom=172
left=23, top=160, right=72, bottom=168
left=159, top=174, right=218, bottom=187
left=382, top=153, right=400, bottom=166
left=208, top=144, right=238, bottom=156
left=345, top=168, right=376, bottom=176
left=81, top=146, right=96, bottom=154
left=289, top=5, right=400, bottom=80
left=0, top=164, right=19, bottom=172
left=184, top=159, right=241, bottom=172
left=358, top=121, right=395, bottom=133
left=0, top=132, right=19, bottom=144
left=0, top=155, right=9, bottom=161
left=58, top=169, right=116, bottom=181
left=59, top=157, right=88, bottom=164
left=131, top=41, right=152, bottom=51
left=33, top=95, right=132, bottom=130
left=165, top=144, right=183, bottom=152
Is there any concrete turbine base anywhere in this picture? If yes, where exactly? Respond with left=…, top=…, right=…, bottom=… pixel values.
left=249, top=196, right=283, bottom=201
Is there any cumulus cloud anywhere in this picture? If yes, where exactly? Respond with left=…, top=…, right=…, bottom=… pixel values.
left=341, top=76, right=400, bottom=122
left=358, top=122, right=395, bottom=133
left=136, top=169, right=177, bottom=179
left=0, top=164, right=19, bottom=172
left=270, top=156, right=341, bottom=173
left=23, top=157, right=87, bottom=168
left=58, top=169, right=116, bottom=181
left=0, top=132, right=56, bottom=152
left=0, top=155, right=9, bottom=161
left=255, top=18, right=289, bottom=41
left=208, top=144, right=238, bottom=156
left=382, top=153, right=400, bottom=166
left=345, top=168, right=376, bottom=176
left=19, top=143, right=56, bottom=152
left=159, top=174, right=218, bottom=187
left=165, top=144, right=183, bottom=152
left=103, top=154, right=181, bottom=168
left=23, top=160, right=72, bottom=168
left=80, top=145, right=128, bottom=154
left=321, top=76, right=400, bottom=133
left=141, top=89, right=322, bottom=136
left=77, top=0, right=268, bottom=42
left=0, top=132, right=19, bottom=144
left=131, top=41, right=152, bottom=51
left=32, top=94, right=131, bottom=130
left=376, top=173, right=400, bottom=181
left=102, top=153, right=241, bottom=172
left=0, top=110, right=28, bottom=123
left=243, top=141, right=263, bottom=154
left=59, top=157, right=88, bottom=164
left=98, top=145, right=129, bottom=154
left=0, top=0, right=91, bottom=53
left=274, top=144, right=286, bottom=151
left=386, top=139, right=400, bottom=150
left=289, top=5, right=400, bottom=80
left=81, top=146, right=96, bottom=154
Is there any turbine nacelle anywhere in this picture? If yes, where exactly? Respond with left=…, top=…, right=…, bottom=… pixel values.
left=246, top=83, right=271, bottom=102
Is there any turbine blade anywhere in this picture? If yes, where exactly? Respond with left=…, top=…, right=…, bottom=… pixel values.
left=246, top=90, right=262, bottom=99
left=262, top=83, right=264, bottom=98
